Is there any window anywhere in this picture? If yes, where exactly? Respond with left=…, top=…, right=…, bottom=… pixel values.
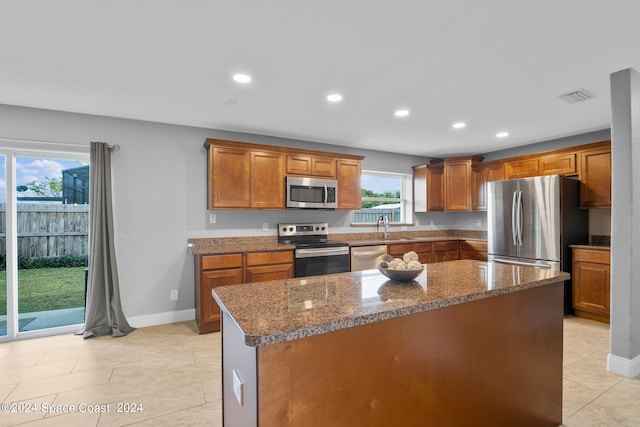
left=352, top=171, right=412, bottom=225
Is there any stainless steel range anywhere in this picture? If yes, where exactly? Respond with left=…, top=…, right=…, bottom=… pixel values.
left=278, top=222, right=350, bottom=277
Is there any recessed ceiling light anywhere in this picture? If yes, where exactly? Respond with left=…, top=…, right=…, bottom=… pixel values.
left=496, top=131, right=509, bottom=138
left=452, top=122, right=466, bottom=129
left=327, top=94, right=343, bottom=102
left=394, top=109, right=410, bottom=117
left=233, top=73, right=252, bottom=83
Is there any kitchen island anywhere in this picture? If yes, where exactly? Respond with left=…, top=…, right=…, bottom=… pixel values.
left=212, top=260, right=569, bottom=426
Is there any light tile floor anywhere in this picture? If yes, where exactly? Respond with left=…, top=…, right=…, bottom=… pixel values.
left=0, top=317, right=638, bottom=426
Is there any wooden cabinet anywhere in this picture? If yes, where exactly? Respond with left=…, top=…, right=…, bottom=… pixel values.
left=539, top=152, right=578, bottom=176
left=205, top=139, right=363, bottom=211
left=195, top=249, right=295, bottom=333
left=434, top=241, right=460, bottom=262
left=208, top=145, right=251, bottom=209
left=246, top=250, right=294, bottom=283
left=471, top=162, right=505, bottom=211
left=413, top=163, right=445, bottom=212
left=579, top=144, right=611, bottom=208
left=504, top=158, right=539, bottom=179
left=286, top=154, right=336, bottom=177
left=459, top=240, right=488, bottom=261
left=336, top=159, right=361, bottom=210
left=251, top=151, right=285, bottom=209
left=196, top=253, right=244, bottom=333
left=572, top=248, right=610, bottom=323
left=444, top=158, right=474, bottom=211
left=388, top=242, right=433, bottom=264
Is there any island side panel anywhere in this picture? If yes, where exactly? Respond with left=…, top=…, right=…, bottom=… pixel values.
left=257, top=283, right=563, bottom=427
left=221, top=311, right=257, bottom=426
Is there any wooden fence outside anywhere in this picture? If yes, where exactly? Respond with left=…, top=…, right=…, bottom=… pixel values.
left=0, top=203, right=89, bottom=258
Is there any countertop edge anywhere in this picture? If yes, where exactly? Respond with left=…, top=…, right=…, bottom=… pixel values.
left=214, top=271, right=569, bottom=348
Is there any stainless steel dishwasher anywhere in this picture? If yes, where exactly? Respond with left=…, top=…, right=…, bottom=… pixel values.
left=350, top=245, right=388, bottom=271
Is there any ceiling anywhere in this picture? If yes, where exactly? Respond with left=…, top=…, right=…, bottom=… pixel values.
left=1, top=1, right=639, bottom=158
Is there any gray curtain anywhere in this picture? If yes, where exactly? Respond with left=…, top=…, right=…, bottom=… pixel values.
left=81, top=142, right=135, bottom=338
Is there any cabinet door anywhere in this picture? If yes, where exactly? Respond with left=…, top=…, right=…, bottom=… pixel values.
left=444, top=159, right=472, bottom=211
left=471, top=165, right=487, bottom=211
left=246, top=263, right=294, bottom=283
left=486, top=163, right=505, bottom=182
left=286, top=154, right=313, bottom=175
left=434, top=241, right=459, bottom=262
left=573, top=260, right=610, bottom=321
left=311, top=157, right=336, bottom=177
left=426, top=163, right=445, bottom=211
left=388, top=242, right=433, bottom=264
left=200, top=268, right=243, bottom=333
left=459, top=240, right=488, bottom=261
left=251, top=151, right=284, bottom=209
left=505, top=159, right=538, bottom=179
left=539, top=152, right=577, bottom=176
left=337, top=159, right=361, bottom=210
left=579, top=147, right=611, bottom=208
left=209, top=146, right=251, bottom=209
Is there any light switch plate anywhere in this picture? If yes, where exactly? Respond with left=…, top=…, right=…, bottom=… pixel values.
left=232, top=369, right=243, bottom=406
left=262, top=222, right=269, bottom=231
left=209, top=213, right=216, bottom=224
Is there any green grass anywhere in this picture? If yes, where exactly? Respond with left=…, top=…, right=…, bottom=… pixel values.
left=0, top=267, right=86, bottom=316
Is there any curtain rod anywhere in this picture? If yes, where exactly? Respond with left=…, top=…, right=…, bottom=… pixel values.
left=1, top=137, right=120, bottom=151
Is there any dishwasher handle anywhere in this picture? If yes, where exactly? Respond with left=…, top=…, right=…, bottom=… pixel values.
left=352, top=248, right=387, bottom=256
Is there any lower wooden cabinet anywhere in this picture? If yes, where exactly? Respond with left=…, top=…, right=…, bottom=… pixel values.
left=459, top=240, right=488, bottom=261
left=434, top=241, right=460, bottom=262
left=246, top=250, right=294, bottom=283
left=388, top=242, right=433, bottom=264
left=195, top=250, right=294, bottom=334
left=196, top=253, right=244, bottom=334
left=572, top=247, right=610, bottom=323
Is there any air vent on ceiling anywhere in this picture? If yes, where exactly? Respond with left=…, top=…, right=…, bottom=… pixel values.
left=558, top=89, right=594, bottom=104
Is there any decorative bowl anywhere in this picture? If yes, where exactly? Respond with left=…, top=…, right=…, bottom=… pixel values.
left=377, top=265, right=424, bottom=282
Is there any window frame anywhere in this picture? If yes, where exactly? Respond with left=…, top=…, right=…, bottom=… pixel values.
left=351, top=170, right=413, bottom=226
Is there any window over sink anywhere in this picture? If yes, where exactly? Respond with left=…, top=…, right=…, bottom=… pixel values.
left=352, top=171, right=412, bottom=225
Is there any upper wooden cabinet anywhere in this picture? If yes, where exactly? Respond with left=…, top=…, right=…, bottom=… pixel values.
left=205, top=139, right=363, bottom=210
left=413, top=140, right=611, bottom=212
left=539, top=152, right=578, bottom=176
left=579, top=144, right=611, bottom=208
left=286, top=154, right=336, bottom=178
left=413, top=163, right=444, bottom=212
left=336, top=159, right=362, bottom=210
left=504, top=158, right=539, bottom=179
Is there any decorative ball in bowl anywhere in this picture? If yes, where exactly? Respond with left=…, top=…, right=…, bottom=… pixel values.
left=377, top=264, right=424, bottom=283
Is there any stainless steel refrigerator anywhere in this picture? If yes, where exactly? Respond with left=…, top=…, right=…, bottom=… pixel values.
left=487, top=175, right=588, bottom=313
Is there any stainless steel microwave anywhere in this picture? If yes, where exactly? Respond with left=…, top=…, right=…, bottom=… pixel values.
left=286, top=176, right=338, bottom=209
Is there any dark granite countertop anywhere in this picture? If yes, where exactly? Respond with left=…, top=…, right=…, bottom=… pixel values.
left=212, top=260, right=568, bottom=347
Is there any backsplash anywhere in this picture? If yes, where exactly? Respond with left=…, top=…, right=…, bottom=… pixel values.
left=590, top=235, right=611, bottom=247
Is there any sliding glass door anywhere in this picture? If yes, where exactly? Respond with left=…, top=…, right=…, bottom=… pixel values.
left=0, top=147, right=89, bottom=340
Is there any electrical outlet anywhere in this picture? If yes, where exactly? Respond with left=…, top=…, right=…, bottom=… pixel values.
left=429, top=220, right=435, bottom=226
left=262, top=222, right=269, bottom=231
left=232, top=369, right=243, bottom=406
left=170, top=289, right=179, bottom=301
left=209, top=213, right=216, bottom=224
left=476, top=219, right=482, bottom=227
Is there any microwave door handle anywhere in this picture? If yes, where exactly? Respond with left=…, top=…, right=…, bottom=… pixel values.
left=324, top=184, right=328, bottom=205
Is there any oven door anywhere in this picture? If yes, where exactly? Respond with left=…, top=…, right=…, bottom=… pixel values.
left=294, top=246, right=350, bottom=277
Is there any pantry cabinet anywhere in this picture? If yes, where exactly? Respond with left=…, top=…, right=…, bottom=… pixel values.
left=572, top=247, right=610, bottom=323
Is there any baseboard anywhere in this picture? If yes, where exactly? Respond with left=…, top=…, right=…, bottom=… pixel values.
left=128, top=308, right=195, bottom=328
left=607, top=352, right=640, bottom=378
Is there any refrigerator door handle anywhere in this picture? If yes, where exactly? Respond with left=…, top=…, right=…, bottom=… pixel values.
left=511, top=191, right=518, bottom=245
left=517, top=190, right=523, bottom=246
left=491, top=257, right=553, bottom=269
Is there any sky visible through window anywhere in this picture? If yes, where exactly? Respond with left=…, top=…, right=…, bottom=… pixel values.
left=361, top=174, right=401, bottom=194
left=0, top=157, right=86, bottom=202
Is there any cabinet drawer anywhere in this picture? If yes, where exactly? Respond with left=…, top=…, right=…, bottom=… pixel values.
left=388, top=242, right=433, bottom=255
left=573, top=248, right=610, bottom=264
left=434, top=241, right=459, bottom=251
left=246, top=250, right=294, bottom=266
left=202, top=253, right=243, bottom=270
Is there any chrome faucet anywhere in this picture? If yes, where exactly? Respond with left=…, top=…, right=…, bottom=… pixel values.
left=377, top=215, right=389, bottom=239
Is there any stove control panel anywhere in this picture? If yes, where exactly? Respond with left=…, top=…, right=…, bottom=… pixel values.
left=278, top=222, right=328, bottom=238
